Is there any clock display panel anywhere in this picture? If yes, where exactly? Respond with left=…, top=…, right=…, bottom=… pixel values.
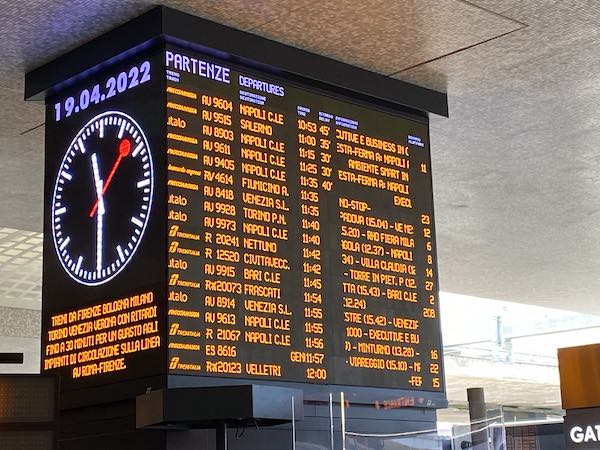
left=51, top=111, right=154, bottom=285
left=42, top=49, right=167, bottom=396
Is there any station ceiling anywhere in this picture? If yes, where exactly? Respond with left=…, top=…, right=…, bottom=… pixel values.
left=1, top=0, right=598, bottom=312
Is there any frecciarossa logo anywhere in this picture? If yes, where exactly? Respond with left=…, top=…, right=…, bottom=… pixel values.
left=570, top=426, right=600, bottom=443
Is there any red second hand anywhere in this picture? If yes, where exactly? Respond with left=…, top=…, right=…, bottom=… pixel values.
left=89, top=139, right=131, bottom=217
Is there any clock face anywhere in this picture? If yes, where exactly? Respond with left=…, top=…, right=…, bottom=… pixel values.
left=51, top=111, right=154, bottom=286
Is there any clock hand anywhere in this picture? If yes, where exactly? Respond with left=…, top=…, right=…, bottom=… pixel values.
left=89, top=138, right=131, bottom=217
left=91, top=153, right=105, bottom=274
left=91, top=153, right=105, bottom=215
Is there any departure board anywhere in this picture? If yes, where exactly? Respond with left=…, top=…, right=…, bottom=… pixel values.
left=165, top=46, right=443, bottom=392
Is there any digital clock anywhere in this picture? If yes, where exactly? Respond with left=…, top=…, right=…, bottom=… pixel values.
left=51, top=111, right=154, bottom=286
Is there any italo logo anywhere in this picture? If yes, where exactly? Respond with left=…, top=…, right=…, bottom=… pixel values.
left=570, top=426, right=600, bottom=443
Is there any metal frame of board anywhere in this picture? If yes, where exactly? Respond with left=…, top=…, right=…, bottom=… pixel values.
left=24, top=6, right=448, bottom=118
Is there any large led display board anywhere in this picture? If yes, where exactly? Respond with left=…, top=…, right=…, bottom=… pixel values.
left=39, top=8, right=445, bottom=402
left=164, top=46, right=442, bottom=392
